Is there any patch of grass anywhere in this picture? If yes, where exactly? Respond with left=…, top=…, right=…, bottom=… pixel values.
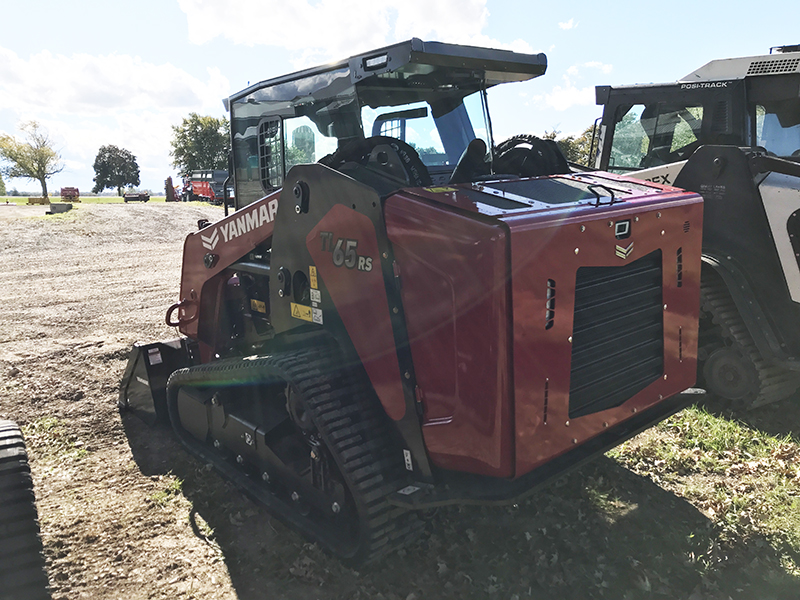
left=22, top=416, right=89, bottom=462
left=150, top=476, right=184, bottom=507
left=610, top=405, right=800, bottom=571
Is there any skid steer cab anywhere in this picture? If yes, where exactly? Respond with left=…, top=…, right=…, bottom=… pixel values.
left=594, top=44, right=800, bottom=407
left=120, top=38, right=705, bottom=565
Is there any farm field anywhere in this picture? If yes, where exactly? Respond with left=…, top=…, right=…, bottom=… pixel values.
left=1, top=203, right=799, bottom=600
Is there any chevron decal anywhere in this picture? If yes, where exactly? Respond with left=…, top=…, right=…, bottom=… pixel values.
left=615, top=242, right=634, bottom=260
left=201, top=228, right=219, bottom=250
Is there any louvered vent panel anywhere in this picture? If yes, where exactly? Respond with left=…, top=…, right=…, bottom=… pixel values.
left=747, top=58, right=800, bottom=75
left=569, top=250, right=664, bottom=418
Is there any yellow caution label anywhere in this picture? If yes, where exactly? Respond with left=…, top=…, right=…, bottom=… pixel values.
left=424, top=186, right=458, bottom=193
left=309, top=266, right=318, bottom=289
left=250, top=299, right=266, bottom=313
left=290, top=302, right=313, bottom=322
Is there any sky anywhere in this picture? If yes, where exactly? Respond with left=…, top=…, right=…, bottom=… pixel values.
left=0, top=0, right=798, bottom=195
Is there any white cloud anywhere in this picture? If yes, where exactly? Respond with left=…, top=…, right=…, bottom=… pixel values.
left=0, top=48, right=228, bottom=117
left=558, top=18, right=576, bottom=30
left=543, top=83, right=594, bottom=111
left=584, top=61, right=613, bottom=74
left=177, top=0, right=534, bottom=66
left=0, top=46, right=229, bottom=192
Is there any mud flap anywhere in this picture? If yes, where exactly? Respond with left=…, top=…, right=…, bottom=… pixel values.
left=118, top=339, right=199, bottom=425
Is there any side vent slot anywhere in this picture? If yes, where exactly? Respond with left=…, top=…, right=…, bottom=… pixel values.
left=677, top=247, right=683, bottom=288
left=679, top=326, right=683, bottom=363
left=710, top=101, right=731, bottom=135
left=543, top=379, right=549, bottom=425
left=545, top=279, right=556, bottom=329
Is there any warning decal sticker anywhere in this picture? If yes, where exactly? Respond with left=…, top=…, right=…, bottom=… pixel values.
left=250, top=299, right=266, bottom=313
left=290, top=303, right=313, bottom=322
left=309, top=266, right=318, bottom=289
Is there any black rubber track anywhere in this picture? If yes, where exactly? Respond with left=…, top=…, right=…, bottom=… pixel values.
left=699, top=267, right=800, bottom=408
left=166, top=346, right=423, bottom=565
left=0, top=420, right=50, bottom=600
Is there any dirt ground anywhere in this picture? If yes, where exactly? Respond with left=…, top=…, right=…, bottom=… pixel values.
left=1, top=203, right=799, bottom=600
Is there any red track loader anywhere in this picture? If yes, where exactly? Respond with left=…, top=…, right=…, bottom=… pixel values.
left=120, top=39, right=704, bottom=564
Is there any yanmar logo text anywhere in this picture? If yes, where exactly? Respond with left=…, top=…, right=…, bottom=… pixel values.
left=201, top=198, right=279, bottom=251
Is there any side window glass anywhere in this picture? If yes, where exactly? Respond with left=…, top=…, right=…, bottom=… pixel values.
left=609, top=104, right=703, bottom=171
left=362, top=103, right=447, bottom=167
left=283, top=117, right=339, bottom=171
left=609, top=105, right=649, bottom=171
left=653, top=106, right=703, bottom=161
left=258, top=118, right=283, bottom=192
left=755, top=101, right=800, bottom=157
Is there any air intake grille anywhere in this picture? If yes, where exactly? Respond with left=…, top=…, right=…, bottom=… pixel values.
left=747, top=58, right=800, bottom=75
left=569, top=250, right=664, bottom=418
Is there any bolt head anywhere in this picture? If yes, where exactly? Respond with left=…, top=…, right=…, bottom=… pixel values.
left=278, top=289, right=284, bottom=297
left=213, top=440, right=221, bottom=449
left=331, top=502, right=341, bottom=514
left=236, top=455, right=244, bottom=464
left=262, top=472, right=270, bottom=482
left=295, top=204, right=301, bottom=214
left=291, top=492, right=300, bottom=502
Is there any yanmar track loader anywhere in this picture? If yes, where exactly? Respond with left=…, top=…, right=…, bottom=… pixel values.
left=594, top=44, right=800, bottom=408
left=120, top=39, right=704, bottom=564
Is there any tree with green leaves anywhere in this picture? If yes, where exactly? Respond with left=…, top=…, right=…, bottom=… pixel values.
left=544, top=125, right=598, bottom=167
left=0, top=173, right=6, bottom=196
left=0, top=121, right=64, bottom=198
left=170, top=113, right=229, bottom=176
left=92, top=145, right=141, bottom=197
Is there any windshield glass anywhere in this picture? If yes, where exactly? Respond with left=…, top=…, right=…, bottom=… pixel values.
left=756, top=100, right=800, bottom=158
left=608, top=103, right=704, bottom=172
left=230, top=69, right=490, bottom=204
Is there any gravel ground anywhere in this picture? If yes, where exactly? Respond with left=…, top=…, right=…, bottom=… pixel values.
left=1, top=203, right=798, bottom=600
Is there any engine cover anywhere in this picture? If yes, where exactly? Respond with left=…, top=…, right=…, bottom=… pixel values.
left=385, top=173, right=703, bottom=478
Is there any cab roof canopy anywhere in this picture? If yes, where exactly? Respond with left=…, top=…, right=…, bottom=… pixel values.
left=224, top=38, right=547, bottom=110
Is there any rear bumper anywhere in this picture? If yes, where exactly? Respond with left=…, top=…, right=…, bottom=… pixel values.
left=389, top=388, right=704, bottom=509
